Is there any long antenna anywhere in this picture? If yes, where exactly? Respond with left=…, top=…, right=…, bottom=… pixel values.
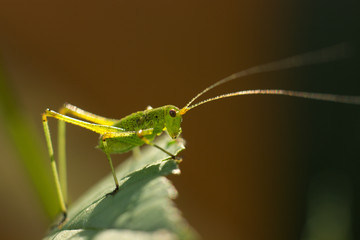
left=184, top=89, right=360, bottom=112
left=180, top=43, right=352, bottom=115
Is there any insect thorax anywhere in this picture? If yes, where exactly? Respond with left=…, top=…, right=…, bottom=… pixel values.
left=113, top=107, right=166, bottom=134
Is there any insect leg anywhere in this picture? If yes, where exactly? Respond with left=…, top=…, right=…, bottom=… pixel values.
left=43, top=109, right=135, bottom=217
left=101, top=128, right=153, bottom=140
left=137, top=130, right=177, bottom=159
left=57, top=118, right=67, bottom=203
left=101, top=131, right=148, bottom=192
left=56, top=104, right=120, bottom=202
left=150, top=143, right=177, bottom=159
left=102, top=140, right=120, bottom=192
left=44, top=109, right=131, bottom=135
left=60, top=103, right=120, bottom=125
left=42, top=113, right=67, bottom=225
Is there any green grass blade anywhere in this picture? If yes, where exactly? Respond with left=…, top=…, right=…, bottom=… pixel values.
left=0, top=63, right=59, bottom=218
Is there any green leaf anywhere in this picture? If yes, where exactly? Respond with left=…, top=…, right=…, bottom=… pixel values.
left=45, top=136, right=197, bottom=240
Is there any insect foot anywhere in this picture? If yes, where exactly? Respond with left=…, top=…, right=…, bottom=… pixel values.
left=106, top=185, right=120, bottom=197
left=174, top=156, right=183, bottom=164
left=49, top=212, right=67, bottom=230
left=162, top=154, right=182, bottom=163
left=57, top=212, right=68, bottom=228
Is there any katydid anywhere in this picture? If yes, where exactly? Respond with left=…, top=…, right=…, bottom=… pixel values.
left=42, top=44, right=360, bottom=225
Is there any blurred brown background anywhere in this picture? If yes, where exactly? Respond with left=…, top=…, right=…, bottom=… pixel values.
left=0, top=0, right=359, bottom=239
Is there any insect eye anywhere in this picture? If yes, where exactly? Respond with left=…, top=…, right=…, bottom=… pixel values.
left=169, top=109, right=177, bottom=117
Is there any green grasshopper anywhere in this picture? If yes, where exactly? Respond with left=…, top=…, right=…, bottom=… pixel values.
left=42, top=44, right=360, bottom=225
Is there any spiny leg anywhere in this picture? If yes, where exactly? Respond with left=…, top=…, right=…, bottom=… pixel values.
left=42, top=114, right=67, bottom=225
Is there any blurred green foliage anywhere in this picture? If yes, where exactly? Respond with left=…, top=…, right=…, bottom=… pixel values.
left=0, top=64, right=61, bottom=219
